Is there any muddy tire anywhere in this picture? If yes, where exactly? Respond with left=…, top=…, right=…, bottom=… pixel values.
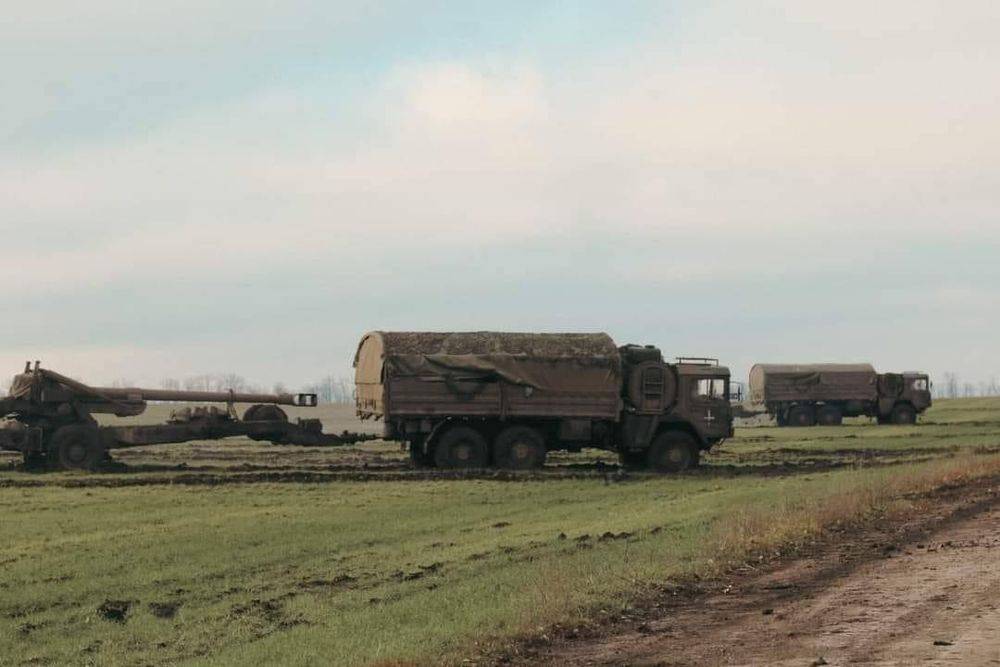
left=646, top=431, right=699, bottom=473
left=891, top=403, right=917, bottom=425
left=816, top=405, right=843, bottom=426
left=243, top=404, right=288, bottom=422
left=492, top=426, right=547, bottom=470
left=787, top=405, right=816, bottom=427
left=50, top=425, right=105, bottom=471
left=433, top=425, right=489, bottom=469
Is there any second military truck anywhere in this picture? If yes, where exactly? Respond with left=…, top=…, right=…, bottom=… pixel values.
left=354, top=331, right=733, bottom=472
left=748, top=363, right=931, bottom=426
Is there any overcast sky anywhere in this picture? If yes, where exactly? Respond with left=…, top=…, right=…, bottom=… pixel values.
left=3, top=1, right=998, bottom=390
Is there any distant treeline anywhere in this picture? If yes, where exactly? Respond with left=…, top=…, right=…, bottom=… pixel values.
left=0, top=373, right=355, bottom=405
left=935, top=373, right=1000, bottom=399
left=156, top=374, right=355, bottom=404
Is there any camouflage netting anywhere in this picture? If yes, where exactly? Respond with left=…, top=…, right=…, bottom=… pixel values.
left=354, top=332, right=622, bottom=417
left=7, top=374, right=34, bottom=399
left=371, top=331, right=619, bottom=361
left=749, top=363, right=878, bottom=404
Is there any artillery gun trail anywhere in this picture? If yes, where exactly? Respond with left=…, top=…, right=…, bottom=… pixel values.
left=0, top=362, right=374, bottom=471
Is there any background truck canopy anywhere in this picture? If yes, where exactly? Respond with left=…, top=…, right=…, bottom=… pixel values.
left=354, top=332, right=622, bottom=418
left=749, top=363, right=878, bottom=404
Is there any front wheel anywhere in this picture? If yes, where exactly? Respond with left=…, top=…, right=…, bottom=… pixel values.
left=646, top=431, right=700, bottom=473
left=891, top=403, right=917, bottom=425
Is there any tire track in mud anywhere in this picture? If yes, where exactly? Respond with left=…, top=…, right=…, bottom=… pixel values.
left=0, top=455, right=964, bottom=488
left=501, top=474, right=1000, bottom=666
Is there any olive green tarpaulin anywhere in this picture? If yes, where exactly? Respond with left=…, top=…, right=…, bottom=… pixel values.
left=749, top=363, right=878, bottom=404
left=354, top=331, right=622, bottom=418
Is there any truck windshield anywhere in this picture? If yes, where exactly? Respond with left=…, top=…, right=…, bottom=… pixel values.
left=912, top=377, right=928, bottom=391
left=695, top=378, right=728, bottom=400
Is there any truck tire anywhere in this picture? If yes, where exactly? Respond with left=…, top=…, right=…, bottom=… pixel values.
left=891, top=403, right=917, bottom=425
left=433, top=425, right=489, bottom=469
left=816, top=405, right=843, bottom=426
left=50, top=425, right=105, bottom=471
left=787, top=405, right=816, bottom=427
left=492, top=426, right=547, bottom=470
left=646, top=431, right=699, bottom=473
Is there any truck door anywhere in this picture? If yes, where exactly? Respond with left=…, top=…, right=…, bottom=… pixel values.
left=690, top=376, right=732, bottom=439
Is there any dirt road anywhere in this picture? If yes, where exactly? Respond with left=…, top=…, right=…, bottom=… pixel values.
left=529, top=482, right=1000, bottom=666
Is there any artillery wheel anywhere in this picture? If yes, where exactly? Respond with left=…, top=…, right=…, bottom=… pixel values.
left=891, top=403, right=917, bottom=425
left=492, top=426, right=547, bottom=470
left=787, top=405, right=816, bottom=427
left=243, top=404, right=288, bottom=422
left=646, top=431, right=699, bottom=473
left=50, top=425, right=105, bottom=471
left=433, top=426, right=488, bottom=469
left=816, top=405, right=843, bottom=426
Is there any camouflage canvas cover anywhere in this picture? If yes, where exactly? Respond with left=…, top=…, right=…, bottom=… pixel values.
left=749, top=363, right=878, bottom=404
left=354, top=331, right=622, bottom=419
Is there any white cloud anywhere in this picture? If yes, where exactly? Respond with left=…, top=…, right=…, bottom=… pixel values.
left=2, top=1, right=999, bottom=384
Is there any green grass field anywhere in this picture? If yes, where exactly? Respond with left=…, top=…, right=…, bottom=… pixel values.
left=2, top=398, right=999, bottom=665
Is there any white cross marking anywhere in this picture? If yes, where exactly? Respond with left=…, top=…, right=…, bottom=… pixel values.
left=705, top=410, right=715, bottom=424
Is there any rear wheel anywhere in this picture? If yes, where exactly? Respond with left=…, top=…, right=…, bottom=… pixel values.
left=787, top=405, right=816, bottom=427
left=816, top=405, right=843, bottom=426
left=646, top=431, right=699, bottom=473
left=891, top=403, right=917, bottom=425
left=492, top=426, right=547, bottom=470
left=433, top=425, right=489, bottom=469
left=50, top=425, right=105, bottom=471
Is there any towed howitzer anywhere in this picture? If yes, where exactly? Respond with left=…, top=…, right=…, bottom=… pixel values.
left=0, top=362, right=376, bottom=471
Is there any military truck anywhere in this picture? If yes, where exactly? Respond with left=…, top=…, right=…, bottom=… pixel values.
left=748, top=363, right=931, bottom=426
left=354, top=331, right=733, bottom=472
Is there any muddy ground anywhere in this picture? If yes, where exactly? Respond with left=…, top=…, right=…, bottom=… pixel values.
left=515, top=477, right=1000, bottom=666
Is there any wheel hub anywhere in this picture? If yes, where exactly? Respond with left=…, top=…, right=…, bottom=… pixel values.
left=67, top=442, right=88, bottom=464
left=511, top=442, right=531, bottom=461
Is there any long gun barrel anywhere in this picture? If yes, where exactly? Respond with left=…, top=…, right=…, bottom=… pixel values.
left=31, top=368, right=316, bottom=417
left=91, top=387, right=317, bottom=406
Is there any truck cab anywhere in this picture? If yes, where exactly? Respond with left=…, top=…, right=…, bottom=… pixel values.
left=618, top=347, right=734, bottom=471
left=902, top=372, right=932, bottom=412
left=674, top=359, right=735, bottom=445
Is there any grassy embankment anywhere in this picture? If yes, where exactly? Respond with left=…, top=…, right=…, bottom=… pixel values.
left=1, top=397, right=998, bottom=665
